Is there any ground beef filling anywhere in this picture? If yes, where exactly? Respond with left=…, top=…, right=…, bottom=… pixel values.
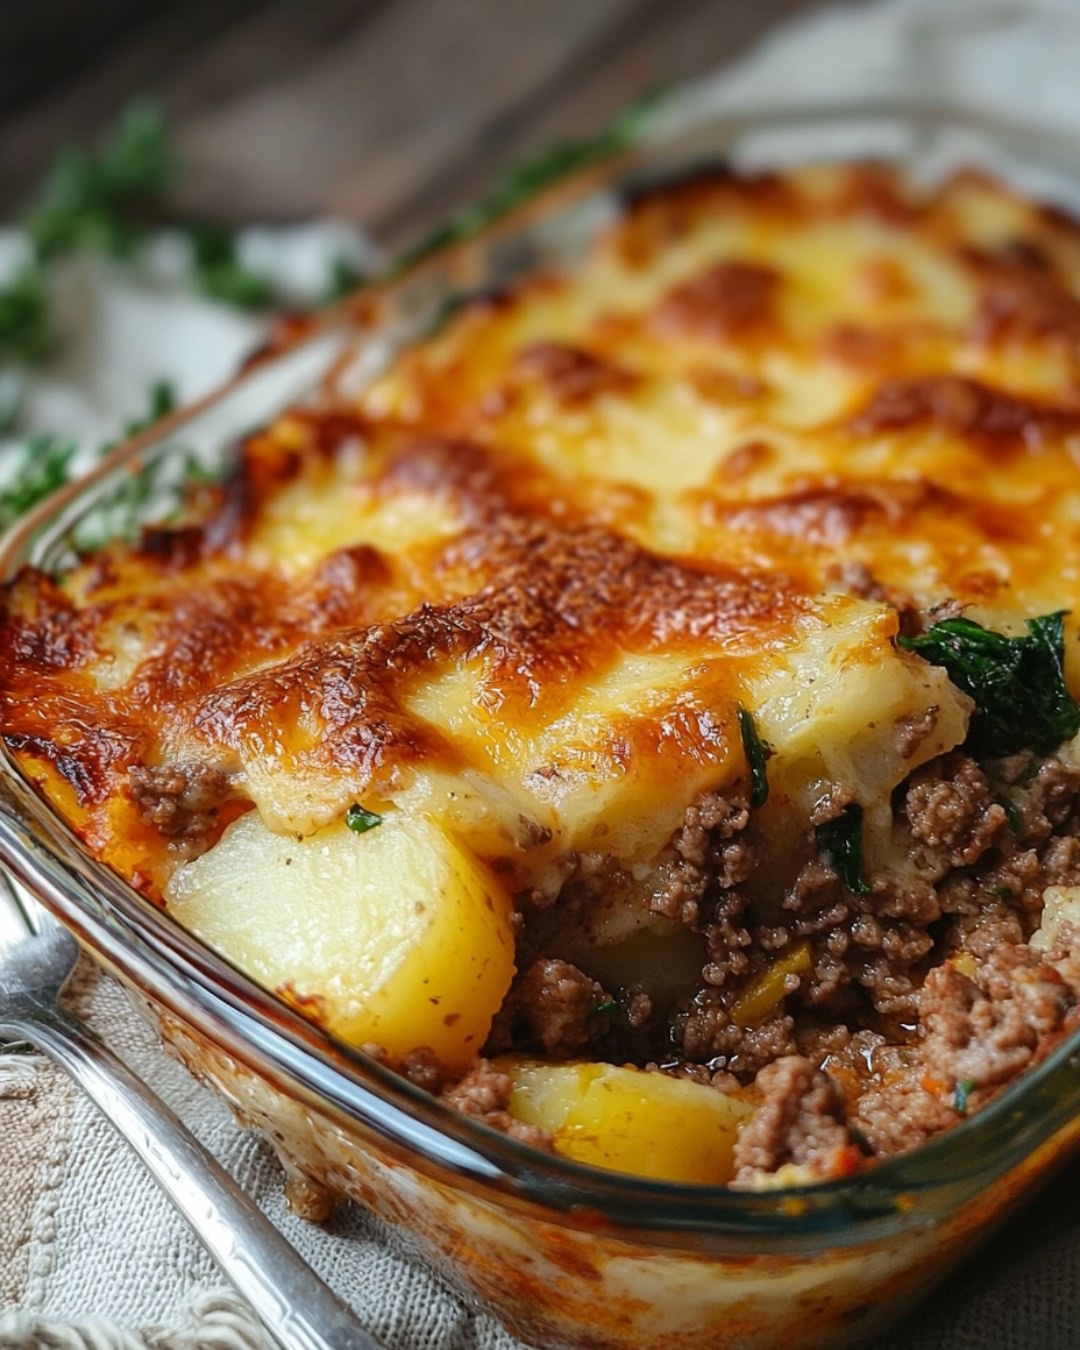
left=441, top=746, right=1080, bottom=1181
left=731, top=1056, right=859, bottom=1184
left=491, top=957, right=605, bottom=1058
left=440, top=1059, right=552, bottom=1152
left=128, top=762, right=232, bottom=847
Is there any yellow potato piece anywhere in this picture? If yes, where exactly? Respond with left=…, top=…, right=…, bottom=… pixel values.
left=165, top=810, right=515, bottom=1071
left=505, top=1060, right=753, bottom=1185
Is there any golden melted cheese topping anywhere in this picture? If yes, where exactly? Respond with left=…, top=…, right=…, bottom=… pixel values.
left=4, top=162, right=1080, bottom=1016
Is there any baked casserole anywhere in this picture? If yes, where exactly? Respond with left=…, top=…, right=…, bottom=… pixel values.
left=5, top=155, right=1080, bottom=1200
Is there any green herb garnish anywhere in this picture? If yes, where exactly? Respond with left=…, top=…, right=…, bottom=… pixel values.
left=25, top=99, right=173, bottom=262
left=70, top=380, right=181, bottom=550
left=816, top=803, right=870, bottom=895
left=898, top=612, right=1080, bottom=757
left=70, top=440, right=213, bottom=556
left=98, top=379, right=178, bottom=459
left=592, top=998, right=618, bottom=1017
left=0, top=267, right=52, bottom=363
left=70, top=463, right=153, bottom=554
left=183, top=220, right=275, bottom=309
left=0, top=100, right=172, bottom=374
left=177, top=450, right=219, bottom=487
left=323, top=256, right=365, bottom=303
left=953, top=1078, right=976, bottom=1114
left=133, top=379, right=176, bottom=429
left=119, top=379, right=176, bottom=444
left=197, top=261, right=274, bottom=309
left=346, top=804, right=384, bottom=834
left=0, top=435, right=76, bottom=529
left=736, top=705, right=770, bottom=809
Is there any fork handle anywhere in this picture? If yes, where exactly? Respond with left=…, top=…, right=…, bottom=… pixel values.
left=2, top=1007, right=385, bottom=1350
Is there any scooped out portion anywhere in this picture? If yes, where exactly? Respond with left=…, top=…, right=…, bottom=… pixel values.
left=6, top=161, right=1080, bottom=1187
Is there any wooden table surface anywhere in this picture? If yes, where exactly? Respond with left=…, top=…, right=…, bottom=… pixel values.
left=0, top=0, right=832, bottom=249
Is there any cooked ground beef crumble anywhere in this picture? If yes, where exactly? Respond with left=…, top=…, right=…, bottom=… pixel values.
left=428, top=744, right=1080, bottom=1184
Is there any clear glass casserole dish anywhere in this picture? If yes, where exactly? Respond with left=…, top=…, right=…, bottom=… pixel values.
left=3, top=94, right=1080, bottom=1350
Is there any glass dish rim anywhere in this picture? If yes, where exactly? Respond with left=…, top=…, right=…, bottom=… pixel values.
left=4, top=93, right=1080, bottom=1241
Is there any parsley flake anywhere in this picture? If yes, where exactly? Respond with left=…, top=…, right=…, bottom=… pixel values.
left=346, top=804, right=384, bottom=834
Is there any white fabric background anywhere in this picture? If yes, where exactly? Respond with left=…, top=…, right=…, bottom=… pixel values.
left=5, top=0, right=1080, bottom=1346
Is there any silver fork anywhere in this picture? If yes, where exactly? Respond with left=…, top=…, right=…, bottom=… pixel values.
left=0, top=877, right=384, bottom=1350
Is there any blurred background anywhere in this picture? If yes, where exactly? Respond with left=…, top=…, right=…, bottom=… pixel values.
left=0, top=0, right=856, bottom=248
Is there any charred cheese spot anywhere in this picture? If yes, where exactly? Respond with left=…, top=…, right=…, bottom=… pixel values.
left=649, top=260, right=781, bottom=343
left=846, top=374, right=1080, bottom=448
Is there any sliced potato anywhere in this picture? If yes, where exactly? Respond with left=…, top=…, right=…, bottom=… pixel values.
left=505, top=1059, right=753, bottom=1184
left=165, top=809, right=515, bottom=1070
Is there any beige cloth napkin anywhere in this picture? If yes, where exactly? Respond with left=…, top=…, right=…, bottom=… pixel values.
left=0, top=965, right=520, bottom=1349
left=5, top=1, right=1080, bottom=1346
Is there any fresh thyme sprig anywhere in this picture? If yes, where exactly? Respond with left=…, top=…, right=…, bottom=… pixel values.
left=0, top=268, right=52, bottom=363
left=0, top=379, right=183, bottom=545
left=0, top=435, right=76, bottom=529
left=25, top=99, right=175, bottom=263
left=0, top=98, right=368, bottom=368
left=0, top=101, right=364, bottom=525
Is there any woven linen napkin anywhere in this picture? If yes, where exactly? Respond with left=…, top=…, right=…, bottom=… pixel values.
left=5, top=1, right=1080, bottom=1346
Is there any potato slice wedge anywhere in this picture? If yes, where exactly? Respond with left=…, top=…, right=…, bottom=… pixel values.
left=166, top=809, right=515, bottom=1071
left=505, top=1059, right=753, bottom=1184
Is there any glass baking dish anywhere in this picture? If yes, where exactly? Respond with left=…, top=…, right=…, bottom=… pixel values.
left=4, top=94, right=1080, bottom=1350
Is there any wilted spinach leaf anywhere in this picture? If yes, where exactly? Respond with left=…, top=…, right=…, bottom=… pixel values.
left=736, top=705, right=770, bottom=809
left=816, top=803, right=870, bottom=895
left=898, top=612, right=1080, bottom=757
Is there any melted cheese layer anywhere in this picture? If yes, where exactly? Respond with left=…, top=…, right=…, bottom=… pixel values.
left=5, top=161, right=1080, bottom=1052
